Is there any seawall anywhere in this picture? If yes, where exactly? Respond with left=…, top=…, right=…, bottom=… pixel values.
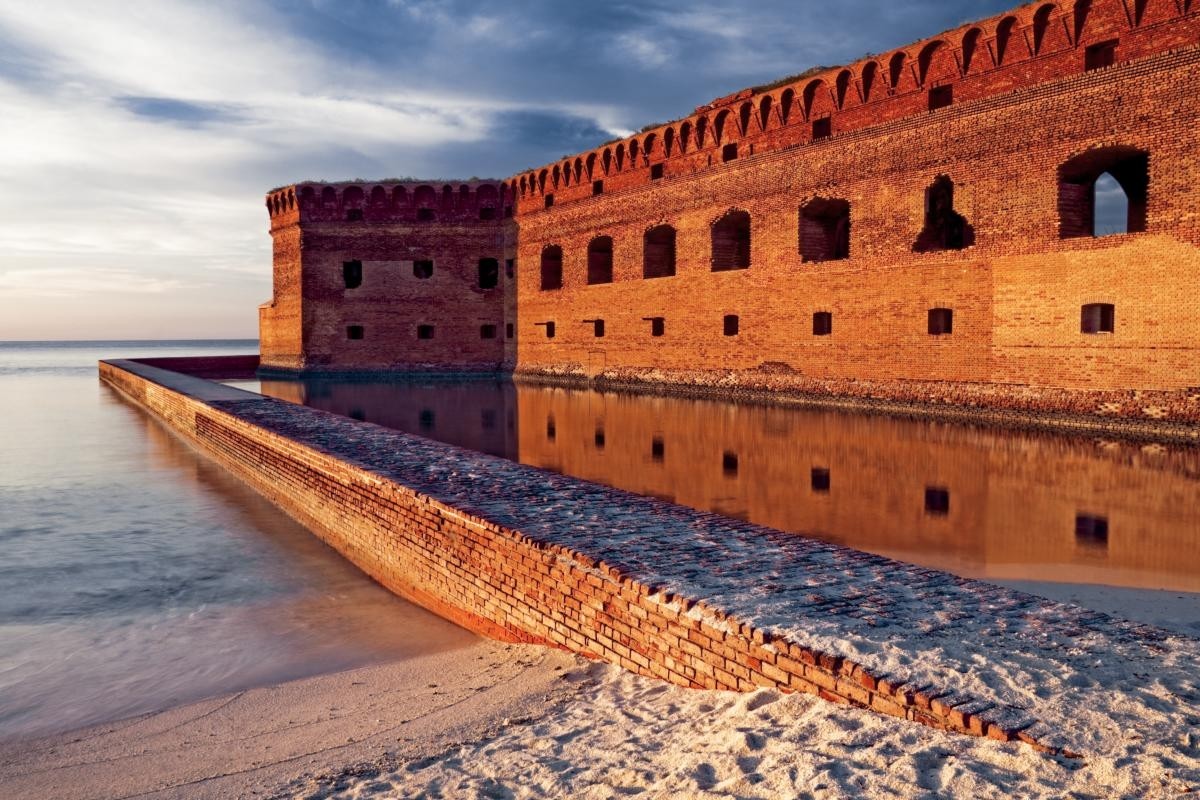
left=99, top=357, right=1195, bottom=755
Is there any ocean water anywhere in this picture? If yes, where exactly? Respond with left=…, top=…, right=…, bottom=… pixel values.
left=0, top=341, right=476, bottom=742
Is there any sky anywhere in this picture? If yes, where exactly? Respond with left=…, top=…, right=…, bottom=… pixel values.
left=0, top=0, right=1056, bottom=340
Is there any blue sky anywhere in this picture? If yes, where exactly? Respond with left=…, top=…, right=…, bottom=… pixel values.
left=0, top=0, right=1030, bottom=339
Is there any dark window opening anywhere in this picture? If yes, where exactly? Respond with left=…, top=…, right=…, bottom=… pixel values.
left=417, top=324, right=435, bottom=340
left=536, top=321, right=556, bottom=339
left=479, top=206, right=496, bottom=220
left=1081, top=303, right=1115, bottom=334
left=811, top=467, right=831, bottom=493
left=812, top=117, right=832, bottom=140
left=646, top=316, right=665, bottom=337
left=651, top=436, right=665, bottom=462
left=1085, top=39, right=1118, bottom=71
left=928, top=308, right=954, bottom=336
left=587, top=319, right=605, bottom=337
left=914, top=176, right=975, bottom=252
left=1076, top=514, right=1109, bottom=547
left=505, top=258, right=515, bottom=278
left=712, top=210, right=751, bottom=271
left=346, top=325, right=364, bottom=340
left=506, top=322, right=514, bottom=339
left=417, top=207, right=435, bottom=221
left=929, top=85, right=953, bottom=111
left=504, top=205, right=513, bottom=218
left=799, top=198, right=851, bottom=262
left=587, top=236, right=614, bottom=285
left=925, top=487, right=950, bottom=516
left=721, top=143, right=738, bottom=162
left=722, top=451, right=739, bottom=477
left=346, top=208, right=364, bottom=221
left=723, top=314, right=740, bottom=337
left=593, top=180, right=604, bottom=196
left=481, top=409, right=496, bottom=430
left=478, top=258, right=499, bottom=289
left=594, top=426, right=606, bottom=449
left=650, top=164, right=664, bottom=180
left=342, top=260, right=363, bottom=289
left=480, top=324, right=497, bottom=339
left=419, top=409, right=435, bottom=431
left=540, top=246, right=563, bottom=290
left=544, top=194, right=555, bottom=209
left=413, top=260, right=434, bottom=279
left=813, top=311, right=833, bottom=336
left=643, top=225, right=676, bottom=279
left=546, top=417, right=556, bottom=441
left=1058, top=147, right=1148, bottom=238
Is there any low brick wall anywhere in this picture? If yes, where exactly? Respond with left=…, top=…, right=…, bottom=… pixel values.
left=100, top=358, right=1067, bottom=751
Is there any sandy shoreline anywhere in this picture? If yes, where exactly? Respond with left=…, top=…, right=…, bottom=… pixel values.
left=0, top=641, right=575, bottom=800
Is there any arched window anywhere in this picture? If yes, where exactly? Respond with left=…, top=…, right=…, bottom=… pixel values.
left=835, top=70, right=852, bottom=109
left=861, top=62, right=880, bottom=103
left=585, top=153, right=597, bottom=179
left=995, top=17, right=1018, bottom=64
left=799, top=198, right=851, bottom=262
left=679, top=121, right=692, bottom=152
left=962, top=28, right=982, bottom=73
left=1058, top=147, right=1148, bottom=238
left=643, top=225, right=676, bottom=279
left=602, top=149, right=612, bottom=175
left=663, top=127, right=675, bottom=157
left=759, top=96, right=773, bottom=130
left=1073, top=0, right=1092, bottom=42
left=643, top=133, right=657, bottom=160
left=711, top=210, right=751, bottom=271
left=615, top=143, right=626, bottom=171
left=695, top=116, right=708, bottom=147
left=629, top=139, right=640, bottom=165
left=1033, top=5, right=1055, bottom=54
left=739, top=102, right=753, bottom=135
left=1133, top=0, right=1148, bottom=25
left=780, top=88, right=795, bottom=122
left=888, top=52, right=907, bottom=91
left=540, top=246, right=563, bottom=290
left=587, top=236, right=614, bottom=285
left=714, top=110, right=730, bottom=144
left=913, top=176, right=975, bottom=252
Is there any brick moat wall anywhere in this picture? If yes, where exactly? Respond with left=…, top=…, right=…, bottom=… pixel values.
left=99, top=359, right=1061, bottom=748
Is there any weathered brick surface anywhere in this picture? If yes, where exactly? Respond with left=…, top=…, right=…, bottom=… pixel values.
left=258, top=1, right=1200, bottom=425
left=101, top=358, right=1200, bottom=757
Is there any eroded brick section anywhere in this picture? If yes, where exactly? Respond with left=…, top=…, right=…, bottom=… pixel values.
left=102, top=359, right=1200, bottom=755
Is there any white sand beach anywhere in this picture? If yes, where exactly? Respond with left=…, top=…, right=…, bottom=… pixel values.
left=5, top=579, right=1200, bottom=800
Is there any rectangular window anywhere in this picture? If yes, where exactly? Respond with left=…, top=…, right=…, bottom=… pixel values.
left=646, top=317, right=665, bottom=337
left=650, top=164, right=664, bottom=180
left=721, top=143, right=738, bottom=162
left=812, top=117, right=832, bottom=140
left=478, top=258, right=499, bottom=289
left=928, top=308, right=953, bottom=336
left=417, top=207, right=435, bottom=221
left=479, top=207, right=496, bottom=220
left=1085, top=40, right=1118, bottom=71
left=417, top=324, right=435, bottom=340
left=537, top=321, right=556, bottom=339
left=589, top=319, right=605, bottom=338
left=811, top=467, right=831, bottom=493
left=925, top=487, right=950, bottom=516
left=480, top=324, right=497, bottom=339
left=413, top=260, right=434, bottom=279
left=546, top=417, right=556, bottom=441
left=723, top=314, right=740, bottom=337
left=346, top=325, right=364, bottom=340
left=342, top=260, right=363, bottom=289
left=594, top=426, right=605, bottom=449
left=506, top=322, right=514, bottom=339
left=813, top=311, right=833, bottom=336
left=544, top=194, right=555, bottom=209
left=419, top=409, right=435, bottom=430
left=651, top=436, right=665, bottom=462
left=928, top=85, right=953, bottom=111
left=1076, top=514, right=1109, bottom=547
left=722, top=451, right=739, bottom=477
left=505, top=258, right=515, bottom=278
left=593, top=180, right=604, bottom=196
left=1081, top=303, right=1115, bottom=334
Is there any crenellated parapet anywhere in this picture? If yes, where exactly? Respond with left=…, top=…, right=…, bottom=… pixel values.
left=266, top=180, right=514, bottom=229
left=508, top=0, right=1199, bottom=214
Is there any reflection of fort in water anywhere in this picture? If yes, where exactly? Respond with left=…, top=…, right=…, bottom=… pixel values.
left=261, top=379, right=1200, bottom=593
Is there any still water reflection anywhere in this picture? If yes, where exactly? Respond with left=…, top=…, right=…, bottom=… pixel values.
left=244, top=377, right=1200, bottom=594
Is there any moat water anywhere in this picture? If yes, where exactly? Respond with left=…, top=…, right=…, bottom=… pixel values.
left=0, top=342, right=476, bottom=742
left=230, top=376, right=1200, bottom=616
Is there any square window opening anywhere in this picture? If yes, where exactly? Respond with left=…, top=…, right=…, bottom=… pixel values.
left=812, top=117, right=832, bottom=140
left=1081, top=303, right=1115, bottom=334
left=813, top=311, right=833, bottom=336
left=723, top=314, right=740, bottom=337
left=417, top=325, right=435, bottom=340
left=925, top=487, right=950, bottom=516
left=346, top=325, right=364, bottom=340
left=413, top=260, right=434, bottom=279
left=811, top=467, right=831, bottom=493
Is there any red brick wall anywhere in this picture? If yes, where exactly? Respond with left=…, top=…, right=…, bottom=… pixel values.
left=260, top=182, right=512, bottom=372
